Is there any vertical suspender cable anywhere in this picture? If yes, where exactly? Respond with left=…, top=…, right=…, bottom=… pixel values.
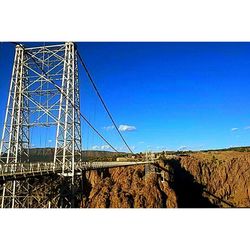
left=75, top=46, right=134, bottom=154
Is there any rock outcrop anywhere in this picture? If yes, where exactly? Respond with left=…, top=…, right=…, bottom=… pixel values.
left=80, top=151, right=250, bottom=208
left=81, top=165, right=178, bottom=208
left=179, top=151, right=250, bottom=207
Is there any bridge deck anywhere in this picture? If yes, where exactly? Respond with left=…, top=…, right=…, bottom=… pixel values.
left=0, top=161, right=154, bottom=181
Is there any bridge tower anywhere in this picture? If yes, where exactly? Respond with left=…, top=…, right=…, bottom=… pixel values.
left=0, top=42, right=82, bottom=208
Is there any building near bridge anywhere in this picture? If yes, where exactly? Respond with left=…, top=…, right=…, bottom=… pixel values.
left=116, top=157, right=131, bottom=162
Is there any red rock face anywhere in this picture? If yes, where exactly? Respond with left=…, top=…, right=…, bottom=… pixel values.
left=81, top=165, right=178, bottom=208
left=179, top=152, right=250, bottom=208
left=80, top=151, right=250, bottom=208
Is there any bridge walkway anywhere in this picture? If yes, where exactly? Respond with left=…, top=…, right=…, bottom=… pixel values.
left=0, top=161, right=155, bottom=181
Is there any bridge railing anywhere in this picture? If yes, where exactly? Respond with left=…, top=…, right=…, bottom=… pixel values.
left=0, top=160, right=156, bottom=179
left=0, top=162, right=60, bottom=177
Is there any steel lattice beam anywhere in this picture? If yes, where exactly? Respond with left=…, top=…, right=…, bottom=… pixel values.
left=0, top=42, right=82, bottom=208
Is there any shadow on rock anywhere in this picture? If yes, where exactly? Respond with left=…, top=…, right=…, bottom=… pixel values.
left=164, top=158, right=218, bottom=208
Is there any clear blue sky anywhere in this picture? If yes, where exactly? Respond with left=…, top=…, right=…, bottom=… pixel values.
left=1, top=42, right=250, bottom=153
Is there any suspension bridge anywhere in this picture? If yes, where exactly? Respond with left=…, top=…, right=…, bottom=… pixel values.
left=0, top=42, right=156, bottom=208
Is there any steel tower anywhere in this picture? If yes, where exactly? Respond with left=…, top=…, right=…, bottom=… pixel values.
left=0, top=42, right=82, bottom=207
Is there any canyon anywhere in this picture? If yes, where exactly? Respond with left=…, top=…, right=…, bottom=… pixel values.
left=80, top=151, right=250, bottom=208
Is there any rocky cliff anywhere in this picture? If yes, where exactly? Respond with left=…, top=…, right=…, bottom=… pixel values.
left=80, top=151, right=250, bottom=208
left=179, top=151, right=250, bottom=207
left=81, top=165, right=178, bottom=208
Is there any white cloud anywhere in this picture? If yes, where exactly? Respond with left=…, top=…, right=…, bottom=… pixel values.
left=92, top=145, right=110, bottom=150
left=103, top=124, right=137, bottom=132
left=231, top=128, right=239, bottom=132
left=101, top=145, right=111, bottom=150
left=161, top=147, right=168, bottom=150
left=244, top=126, right=250, bottom=130
left=178, top=146, right=188, bottom=151
left=48, top=139, right=52, bottom=143
left=103, top=125, right=115, bottom=131
left=138, top=141, right=144, bottom=144
left=118, top=124, right=136, bottom=132
left=156, top=146, right=165, bottom=151
left=92, top=145, right=111, bottom=150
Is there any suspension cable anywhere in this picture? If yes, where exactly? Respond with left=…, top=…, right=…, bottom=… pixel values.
left=75, top=44, right=134, bottom=154
left=11, top=42, right=119, bottom=153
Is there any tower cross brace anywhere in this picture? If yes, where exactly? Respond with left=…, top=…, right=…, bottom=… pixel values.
left=0, top=42, right=82, bottom=208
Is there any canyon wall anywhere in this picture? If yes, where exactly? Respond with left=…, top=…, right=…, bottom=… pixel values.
left=179, top=151, right=250, bottom=207
left=80, top=151, right=250, bottom=208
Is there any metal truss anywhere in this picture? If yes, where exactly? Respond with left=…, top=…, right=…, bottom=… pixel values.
left=0, top=178, right=49, bottom=208
left=0, top=175, right=82, bottom=208
left=145, top=152, right=156, bottom=178
left=0, top=160, right=153, bottom=208
left=0, top=45, right=29, bottom=165
left=0, top=42, right=82, bottom=208
left=54, top=42, right=82, bottom=181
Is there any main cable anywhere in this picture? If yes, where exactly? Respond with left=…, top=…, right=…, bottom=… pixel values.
left=12, top=42, right=119, bottom=153
left=75, top=44, right=134, bottom=154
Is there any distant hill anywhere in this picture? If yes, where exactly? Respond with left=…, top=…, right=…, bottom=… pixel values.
left=201, top=146, right=250, bottom=153
left=155, top=146, right=250, bottom=156
left=29, top=148, right=127, bottom=162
